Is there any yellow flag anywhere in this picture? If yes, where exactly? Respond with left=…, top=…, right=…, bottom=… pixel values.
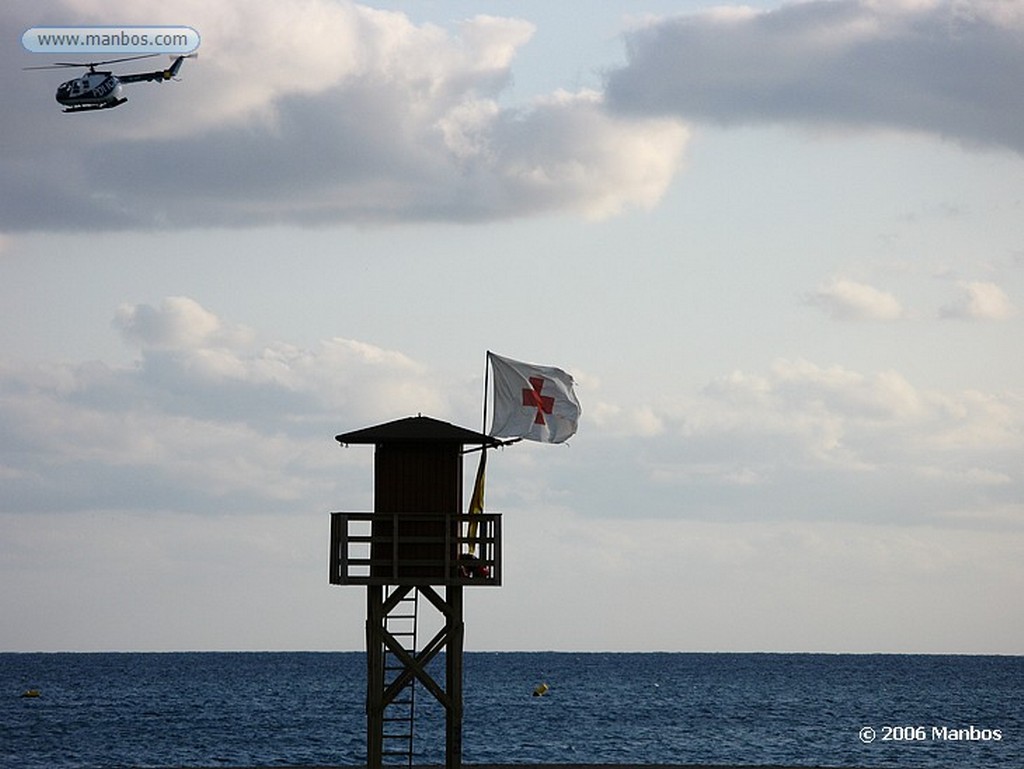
left=467, top=449, right=486, bottom=554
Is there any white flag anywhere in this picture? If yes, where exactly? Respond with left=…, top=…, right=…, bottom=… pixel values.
left=488, top=352, right=581, bottom=443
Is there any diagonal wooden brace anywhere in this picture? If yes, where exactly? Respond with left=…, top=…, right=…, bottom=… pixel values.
left=381, top=623, right=452, bottom=710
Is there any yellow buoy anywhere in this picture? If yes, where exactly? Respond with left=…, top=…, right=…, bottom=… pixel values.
left=532, top=682, right=549, bottom=697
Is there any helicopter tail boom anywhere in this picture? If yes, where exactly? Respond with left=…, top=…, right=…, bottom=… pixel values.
left=118, top=54, right=194, bottom=84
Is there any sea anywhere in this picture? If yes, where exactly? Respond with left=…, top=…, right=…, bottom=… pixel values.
left=1, top=652, right=1020, bottom=769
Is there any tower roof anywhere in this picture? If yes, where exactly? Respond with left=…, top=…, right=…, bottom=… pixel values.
left=335, top=414, right=499, bottom=447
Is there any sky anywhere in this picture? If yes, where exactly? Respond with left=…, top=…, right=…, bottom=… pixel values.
left=1, top=0, right=1022, bottom=654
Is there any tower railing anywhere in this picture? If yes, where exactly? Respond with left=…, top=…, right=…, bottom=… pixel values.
left=330, top=512, right=502, bottom=586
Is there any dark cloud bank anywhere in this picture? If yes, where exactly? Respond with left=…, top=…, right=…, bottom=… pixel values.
left=606, top=0, right=1024, bottom=153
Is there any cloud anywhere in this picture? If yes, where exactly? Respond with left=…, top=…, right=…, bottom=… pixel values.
left=588, top=400, right=665, bottom=436
left=500, top=353, right=1024, bottom=534
left=2, top=297, right=1021, bottom=537
left=805, top=277, right=905, bottom=320
left=114, top=296, right=253, bottom=350
left=0, top=297, right=459, bottom=516
left=3, top=0, right=687, bottom=231
left=940, top=280, right=1017, bottom=320
left=606, top=0, right=1024, bottom=153
left=557, top=357, right=1024, bottom=527
left=695, top=358, right=1023, bottom=458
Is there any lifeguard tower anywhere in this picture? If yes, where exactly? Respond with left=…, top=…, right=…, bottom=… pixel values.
left=329, top=415, right=502, bottom=769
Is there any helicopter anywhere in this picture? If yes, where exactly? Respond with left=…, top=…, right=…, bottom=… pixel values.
left=26, top=53, right=193, bottom=112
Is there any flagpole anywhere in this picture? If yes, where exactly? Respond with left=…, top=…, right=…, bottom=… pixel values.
left=481, top=350, right=491, bottom=436
left=467, top=351, right=492, bottom=557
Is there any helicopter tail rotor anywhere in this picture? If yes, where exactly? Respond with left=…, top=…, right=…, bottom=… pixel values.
left=163, top=52, right=197, bottom=80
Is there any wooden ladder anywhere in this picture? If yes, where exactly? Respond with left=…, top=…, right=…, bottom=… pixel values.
left=382, top=587, right=418, bottom=767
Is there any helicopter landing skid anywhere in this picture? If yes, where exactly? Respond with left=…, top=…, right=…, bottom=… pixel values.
left=62, top=98, right=128, bottom=113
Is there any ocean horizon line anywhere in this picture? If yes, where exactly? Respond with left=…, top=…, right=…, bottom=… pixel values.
left=4, top=648, right=1021, bottom=656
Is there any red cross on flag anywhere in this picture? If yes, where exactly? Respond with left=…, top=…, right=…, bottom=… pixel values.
left=488, top=351, right=581, bottom=443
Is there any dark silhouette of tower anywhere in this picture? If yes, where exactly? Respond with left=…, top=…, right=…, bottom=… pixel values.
left=330, top=415, right=501, bottom=769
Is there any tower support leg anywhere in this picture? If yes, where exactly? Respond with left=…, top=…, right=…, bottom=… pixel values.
left=366, top=584, right=384, bottom=769
left=364, top=584, right=465, bottom=769
left=446, top=585, right=464, bottom=769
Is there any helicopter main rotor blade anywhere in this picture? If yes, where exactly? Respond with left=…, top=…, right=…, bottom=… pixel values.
left=24, top=63, right=83, bottom=70
left=23, top=53, right=159, bottom=71
left=86, top=53, right=160, bottom=66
